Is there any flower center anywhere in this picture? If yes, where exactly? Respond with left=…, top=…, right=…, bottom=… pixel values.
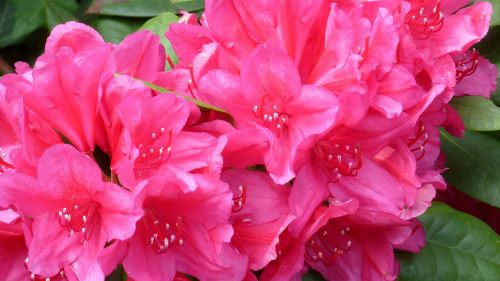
left=407, top=121, right=429, bottom=160
left=314, top=141, right=363, bottom=182
left=140, top=207, right=184, bottom=254
left=454, top=48, right=479, bottom=83
left=405, top=0, right=444, bottom=39
left=232, top=185, right=247, bottom=212
left=135, top=128, right=173, bottom=176
left=253, top=96, right=289, bottom=137
left=305, top=223, right=352, bottom=265
left=58, top=199, right=100, bottom=242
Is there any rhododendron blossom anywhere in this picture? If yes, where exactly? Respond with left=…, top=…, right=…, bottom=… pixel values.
left=0, top=0, right=497, bottom=280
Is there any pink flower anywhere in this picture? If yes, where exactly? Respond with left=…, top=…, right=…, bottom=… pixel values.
left=95, top=30, right=167, bottom=154
left=263, top=201, right=416, bottom=281
left=261, top=199, right=358, bottom=281
left=405, top=0, right=492, bottom=59
left=110, top=93, right=225, bottom=189
left=21, top=22, right=113, bottom=153
left=0, top=144, right=141, bottom=280
left=221, top=169, right=294, bottom=270
left=303, top=209, right=415, bottom=281
left=0, top=74, right=61, bottom=175
left=199, top=43, right=339, bottom=183
left=122, top=174, right=247, bottom=281
left=0, top=215, right=80, bottom=281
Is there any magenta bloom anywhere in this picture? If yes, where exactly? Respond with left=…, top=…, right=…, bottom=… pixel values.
left=22, top=22, right=113, bottom=153
left=221, top=169, right=294, bottom=270
left=0, top=73, right=61, bottom=175
left=263, top=202, right=417, bottom=281
left=0, top=144, right=141, bottom=280
left=110, top=93, right=225, bottom=189
left=122, top=174, right=247, bottom=281
left=199, top=43, right=339, bottom=183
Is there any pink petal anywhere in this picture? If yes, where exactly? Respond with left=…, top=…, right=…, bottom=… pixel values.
left=27, top=213, right=83, bottom=276
left=426, top=2, right=492, bottom=58
left=37, top=144, right=104, bottom=195
left=95, top=182, right=142, bottom=241
left=123, top=235, right=176, bottom=281
left=455, top=56, right=498, bottom=98
left=241, top=44, right=301, bottom=103
left=288, top=161, right=329, bottom=236
left=109, top=30, right=166, bottom=81
left=45, top=22, right=104, bottom=54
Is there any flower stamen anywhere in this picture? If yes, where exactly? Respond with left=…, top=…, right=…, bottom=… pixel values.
left=454, top=48, right=479, bottom=83
left=314, top=141, right=363, bottom=182
left=405, top=0, right=444, bottom=39
left=141, top=208, right=184, bottom=254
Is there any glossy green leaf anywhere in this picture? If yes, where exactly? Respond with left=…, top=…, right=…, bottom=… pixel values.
left=172, top=0, right=204, bottom=12
left=451, top=96, right=500, bottom=131
left=488, top=0, right=500, bottom=26
left=87, top=0, right=176, bottom=17
left=0, top=1, right=16, bottom=47
left=0, top=0, right=45, bottom=48
left=398, top=202, right=500, bottom=281
left=43, top=0, right=78, bottom=28
left=0, top=0, right=79, bottom=47
left=113, top=73, right=228, bottom=113
left=143, top=80, right=228, bottom=113
left=441, top=130, right=500, bottom=207
left=140, top=12, right=179, bottom=67
left=492, top=74, right=500, bottom=106
left=93, top=17, right=143, bottom=43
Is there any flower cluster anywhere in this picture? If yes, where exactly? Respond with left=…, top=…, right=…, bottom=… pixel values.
left=0, top=0, right=497, bottom=280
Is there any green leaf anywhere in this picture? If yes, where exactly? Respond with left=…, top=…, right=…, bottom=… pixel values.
left=140, top=12, right=179, bottom=67
left=491, top=73, right=500, bottom=106
left=0, top=0, right=45, bottom=48
left=93, top=17, right=143, bottom=43
left=43, top=0, right=78, bottom=28
left=0, top=1, right=16, bottom=47
left=113, top=73, right=228, bottom=113
left=172, top=0, right=204, bottom=12
left=488, top=0, right=500, bottom=26
left=142, top=80, right=228, bottom=113
left=0, top=0, right=79, bottom=48
left=440, top=130, right=500, bottom=207
left=87, top=0, right=176, bottom=17
left=398, top=202, right=500, bottom=281
left=451, top=96, right=500, bottom=131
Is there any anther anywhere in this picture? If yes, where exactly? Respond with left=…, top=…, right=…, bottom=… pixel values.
left=406, top=0, right=444, bottom=39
